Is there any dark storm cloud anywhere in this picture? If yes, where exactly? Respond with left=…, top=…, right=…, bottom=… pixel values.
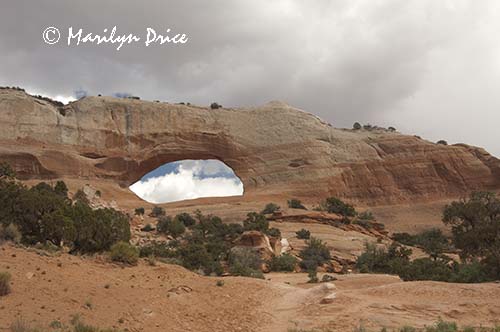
left=0, top=0, right=498, bottom=156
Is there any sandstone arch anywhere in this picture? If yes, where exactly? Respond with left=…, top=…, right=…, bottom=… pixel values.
left=1, top=88, right=499, bottom=205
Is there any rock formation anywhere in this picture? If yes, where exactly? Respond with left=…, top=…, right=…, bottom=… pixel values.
left=0, top=88, right=499, bottom=205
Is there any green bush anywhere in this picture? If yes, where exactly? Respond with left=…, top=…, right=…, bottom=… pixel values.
left=71, top=205, right=131, bottom=253
left=299, top=237, right=331, bottom=269
left=150, top=206, right=166, bottom=217
left=140, top=224, right=154, bottom=232
left=320, top=197, right=356, bottom=217
left=175, top=212, right=196, bottom=227
left=228, top=247, right=264, bottom=278
left=243, top=212, right=269, bottom=233
left=177, top=240, right=223, bottom=276
left=267, top=227, right=281, bottom=238
left=0, top=176, right=130, bottom=253
left=261, top=203, right=280, bottom=214
left=110, top=242, right=139, bottom=265
left=353, top=122, right=362, bottom=130
left=287, top=199, right=306, bottom=210
left=269, top=254, right=297, bottom=272
left=210, top=102, right=222, bottom=109
left=139, top=241, right=176, bottom=258
left=437, top=140, right=448, bottom=145
left=134, top=207, right=145, bottom=216
left=443, top=192, right=500, bottom=279
left=0, top=223, right=21, bottom=243
left=392, top=232, right=416, bottom=246
left=54, top=180, right=68, bottom=197
left=307, top=269, right=319, bottom=283
left=0, top=271, right=11, bottom=296
left=356, top=241, right=493, bottom=283
left=0, top=162, right=15, bottom=179
left=424, top=319, right=458, bottom=332
left=157, top=216, right=185, bottom=238
left=357, top=211, right=375, bottom=220
left=296, top=228, right=311, bottom=239
left=72, top=189, right=89, bottom=205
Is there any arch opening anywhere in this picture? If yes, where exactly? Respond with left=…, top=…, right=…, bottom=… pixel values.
left=129, top=159, right=244, bottom=204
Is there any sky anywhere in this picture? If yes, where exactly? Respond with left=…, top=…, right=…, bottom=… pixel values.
left=129, top=160, right=243, bottom=203
left=0, top=1, right=498, bottom=201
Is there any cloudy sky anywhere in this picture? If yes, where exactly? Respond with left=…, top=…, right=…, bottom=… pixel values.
left=0, top=1, right=498, bottom=201
left=129, top=160, right=243, bottom=203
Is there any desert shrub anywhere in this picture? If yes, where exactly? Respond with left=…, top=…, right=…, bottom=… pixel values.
left=307, top=269, right=319, bottom=283
left=110, top=242, right=139, bottom=265
left=150, top=206, right=166, bottom=217
left=451, top=260, right=491, bottom=283
left=134, top=207, right=145, bottom=216
left=175, top=212, right=196, bottom=227
left=437, top=140, right=448, bottom=145
left=401, top=257, right=453, bottom=282
left=228, top=247, right=264, bottom=278
left=417, top=229, right=450, bottom=259
left=320, top=197, right=356, bottom=217
left=54, top=180, right=68, bottom=197
left=70, top=204, right=131, bottom=253
left=210, top=102, right=221, bottom=109
left=388, top=126, right=396, bottom=132
left=72, top=189, right=89, bottom=205
left=267, top=227, right=281, bottom=238
left=392, top=232, right=416, bottom=246
left=287, top=199, right=306, bottom=210
left=0, top=175, right=130, bottom=252
left=424, top=319, right=458, bottom=332
left=299, top=237, right=331, bottom=270
left=139, top=241, right=176, bottom=258
left=443, top=192, right=500, bottom=279
left=0, top=271, right=11, bottom=296
left=141, top=224, right=154, bottom=232
left=261, top=203, right=280, bottom=214
left=0, top=162, right=15, bottom=179
left=243, top=212, right=269, bottom=233
left=216, top=280, right=224, bottom=287
left=357, top=242, right=412, bottom=275
left=296, top=228, right=311, bottom=239
left=0, top=223, right=21, bottom=243
left=353, top=122, right=362, bottom=130
left=357, top=211, right=375, bottom=220
left=269, top=254, right=297, bottom=272
left=177, top=240, right=224, bottom=275
left=95, top=190, right=101, bottom=197
left=157, top=216, right=185, bottom=238
left=356, top=242, right=492, bottom=282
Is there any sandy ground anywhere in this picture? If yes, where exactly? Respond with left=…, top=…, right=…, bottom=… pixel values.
left=2, top=245, right=500, bottom=332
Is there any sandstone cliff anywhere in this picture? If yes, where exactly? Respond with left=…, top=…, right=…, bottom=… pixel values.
left=0, top=88, right=499, bottom=204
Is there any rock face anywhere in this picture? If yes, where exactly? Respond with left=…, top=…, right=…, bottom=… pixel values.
left=0, top=88, right=499, bottom=205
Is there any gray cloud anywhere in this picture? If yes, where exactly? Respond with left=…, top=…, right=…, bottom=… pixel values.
left=0, top=0, right=498, bottom=156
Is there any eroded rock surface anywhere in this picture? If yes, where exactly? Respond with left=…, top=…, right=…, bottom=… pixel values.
left=1, top=88, right=499, bottom=205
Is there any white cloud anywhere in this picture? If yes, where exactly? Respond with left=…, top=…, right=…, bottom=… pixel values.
left=129, top=160, right=244, bottom=203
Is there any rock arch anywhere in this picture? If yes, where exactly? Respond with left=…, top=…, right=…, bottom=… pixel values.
left=1, top=88, right=499, bottom=205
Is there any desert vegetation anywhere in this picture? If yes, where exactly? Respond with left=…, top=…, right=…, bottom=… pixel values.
left=0, top=163, right=131, bottom=253
left=316, top=197, right=357, bottom=217
left=358, top=192, right=500, bottom=282
left=288, top=199, right=307, bottom=210
left=9, top=314, right=121, bottom=332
